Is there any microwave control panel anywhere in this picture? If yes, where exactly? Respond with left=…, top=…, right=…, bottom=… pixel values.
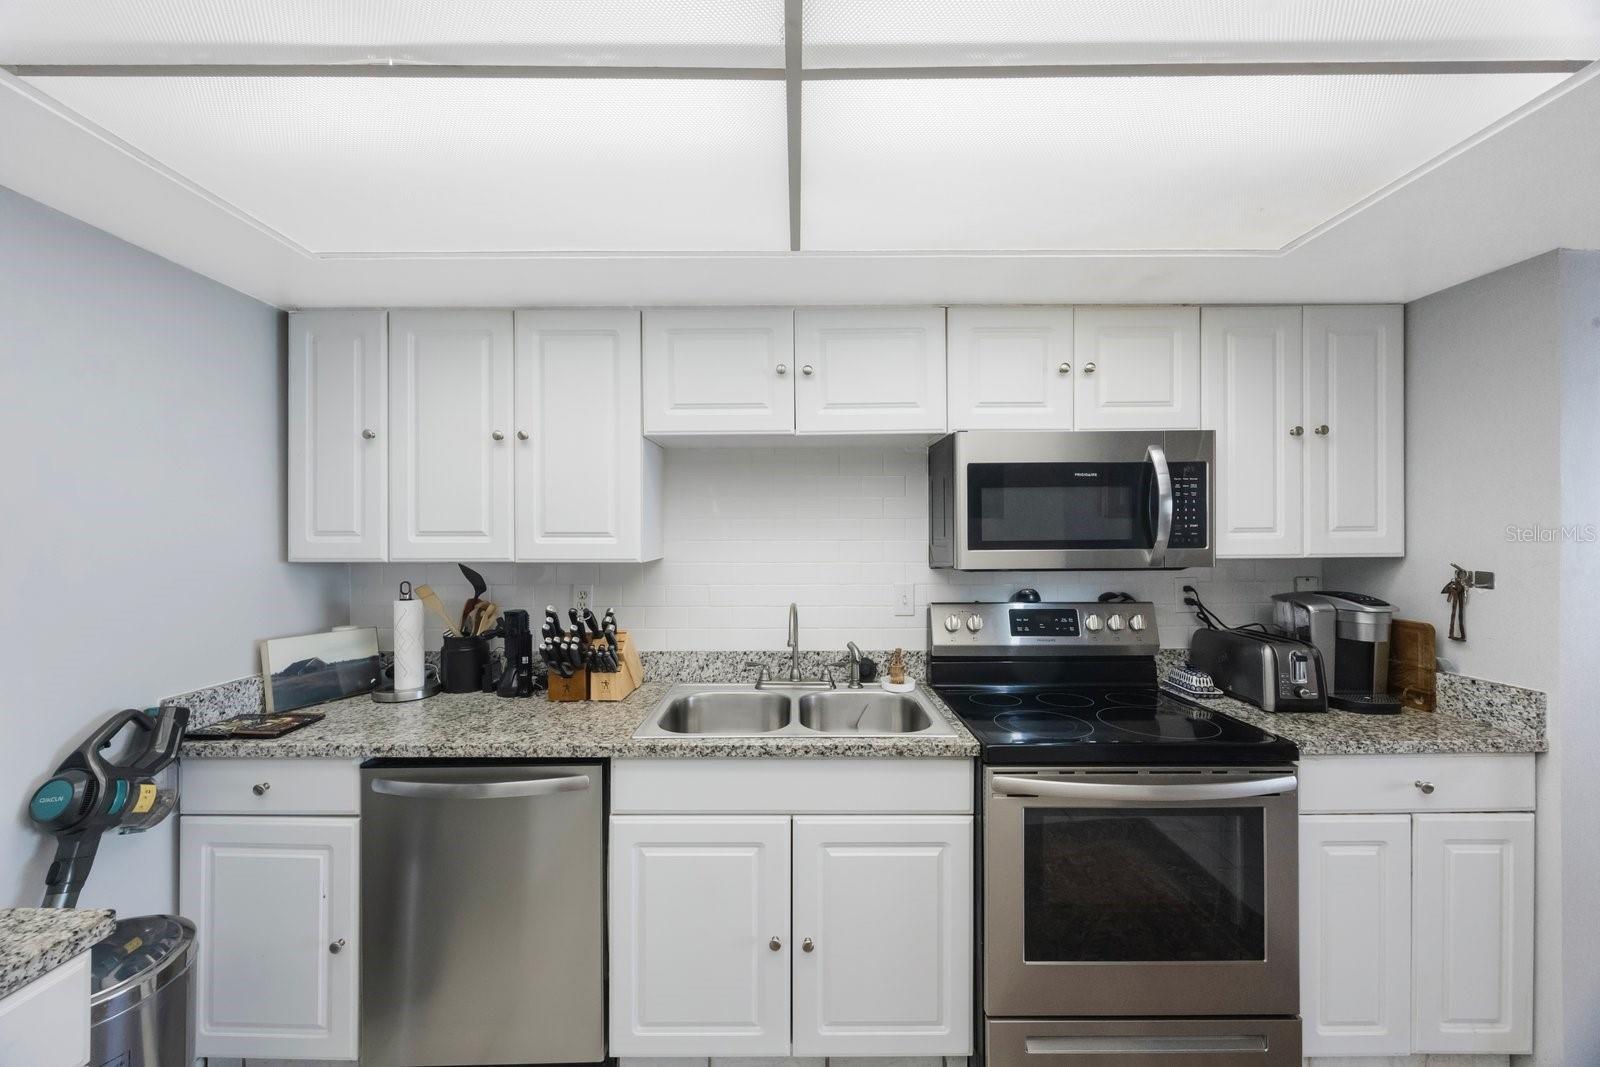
left=1168, top=461, right=1209, bottom=549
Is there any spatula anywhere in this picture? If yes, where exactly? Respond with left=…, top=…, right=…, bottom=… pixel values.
left=413, top=584, right=459, bottom=636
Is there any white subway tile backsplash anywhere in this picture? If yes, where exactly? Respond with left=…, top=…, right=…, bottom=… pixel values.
left=347, top=446, right=1317, bottom=651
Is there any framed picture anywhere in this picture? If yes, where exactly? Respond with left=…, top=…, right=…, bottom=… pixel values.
left=260, top=627, right=381, bottom=713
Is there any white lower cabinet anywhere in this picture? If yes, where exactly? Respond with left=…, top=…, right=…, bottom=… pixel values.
left=609, top=810, right=973, bottom=1058
left=791, top=816, right=973, bottom=1056
left=0, top=951, right=90, bottom=1067
left=609, top=816, right=793, bottom=1057
left=1297, top=757, right=1534, bottom=1059
left=180, top=815, right=360, bottom=1061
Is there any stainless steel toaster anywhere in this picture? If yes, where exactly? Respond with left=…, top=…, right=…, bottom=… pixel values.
left=1188, top=627, right=1328, bottom=712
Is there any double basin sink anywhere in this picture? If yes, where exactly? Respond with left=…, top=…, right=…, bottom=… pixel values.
left=633, top=683, right=957, bottom=739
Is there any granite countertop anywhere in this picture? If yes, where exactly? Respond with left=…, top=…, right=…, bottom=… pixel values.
left=0, top=907, right=115, bottom=1000
left=1177, top=689, right=1545, bottom=756
left=179, top=681, right=981, bottom=760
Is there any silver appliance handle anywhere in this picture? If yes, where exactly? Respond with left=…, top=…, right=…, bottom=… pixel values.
left=370, top=775, right=591, bottom=800
left=1025, top=1035, right=1269, bottom=1054
left=1146, top=444, right=1173, bottom=568
left=992, top=774, right=1297, bottom=803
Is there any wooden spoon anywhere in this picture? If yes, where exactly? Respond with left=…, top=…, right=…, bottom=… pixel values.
left=413, top=584, right=459, bottom=636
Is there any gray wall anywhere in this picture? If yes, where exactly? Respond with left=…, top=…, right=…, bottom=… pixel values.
left=1327, top=249, right=1600, bottom=1065
left=0, top=186, right=348, bottom=914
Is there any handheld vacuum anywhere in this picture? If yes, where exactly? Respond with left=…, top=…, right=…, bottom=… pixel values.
left=29, top=706, right=189, bottom=907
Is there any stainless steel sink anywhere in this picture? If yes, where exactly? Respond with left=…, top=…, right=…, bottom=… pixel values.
left=797, top=692, right=933, bottom=734
left=653, top=692, right=789, bottom=734
left=633, top=683, right=956, bottom=739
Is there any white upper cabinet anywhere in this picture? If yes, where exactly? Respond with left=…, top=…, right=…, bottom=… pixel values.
left=1073, top=306, right=1201, bottom=429
left=1304, top=305, right=1405, bottom=556
left=791, top=816, right=973, bottom=1057
left=946, top=307, right=1075, bottom=430
left=1202, top=307, right=1305, bottom=557
left=609, top=816, right=792, bottom=1057
left=514, top=310, right=662, bottom=561
left=287, top=310, right=387, bottom=561
left=794, top=308, right=947, bottom=434
left=181, top=816, right=360, bottom=1062
left=1411, top=813, right=1534, bottom=1055
left=643, top=308, right=796, bottom=436
left=388, top=310, right=515, bottom=561
left=1299, top=814, right=1412, bottom=1058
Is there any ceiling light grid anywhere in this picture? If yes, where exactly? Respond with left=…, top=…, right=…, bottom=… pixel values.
left=5, top=1, right=1596, bottom=254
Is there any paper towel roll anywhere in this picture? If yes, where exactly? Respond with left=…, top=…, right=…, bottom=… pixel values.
left=393, top=598, right=426, bottom=691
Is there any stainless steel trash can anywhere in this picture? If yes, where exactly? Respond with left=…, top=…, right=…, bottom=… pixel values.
left=89, top=915, right=196, bottom=1067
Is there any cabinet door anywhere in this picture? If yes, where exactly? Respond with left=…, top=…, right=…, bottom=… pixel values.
left=180, top=816, right=359, bottom=1061
left=514, top=310, right=662, bottom=561
left=609, top=816, right=791, bottom=1056
left=791, top=816, right=973, bottom=1057
left=1299, top=814, right=1411, bottom=1058
left=946, top=307, right=1074, bottom=430
left=794, top=308, right=946, bottom=434
left=287, top=310, right=387, bottom=561
left=1201, top=307, right=1304, bottom=557
left=1074, top=306, right=1201, bottom=429
left=388, top=310, right=514, bottom=560
left=1412, top=813, right=1534, bottom=1054
left=643, top=308, right=795, bottom=435
left=1304, top=305, right=1404, bottom=556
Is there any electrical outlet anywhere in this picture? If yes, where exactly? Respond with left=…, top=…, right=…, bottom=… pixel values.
left=573, top=584, right=595, bottom=614
left=1293, top=576, right=1322, bottom=592
left=893, top=584, right=915, bottom=616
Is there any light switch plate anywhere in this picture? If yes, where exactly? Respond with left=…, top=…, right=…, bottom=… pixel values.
left=894, top=584, right=915, bottom=616
left=1293, top=576, right=1322, bottom=592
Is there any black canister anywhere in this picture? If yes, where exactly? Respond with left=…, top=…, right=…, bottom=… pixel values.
left=440, top=635, right=488, bottom=694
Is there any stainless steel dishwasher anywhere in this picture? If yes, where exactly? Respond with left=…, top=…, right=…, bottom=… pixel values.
left=361, top=762, right=605, bottom=1066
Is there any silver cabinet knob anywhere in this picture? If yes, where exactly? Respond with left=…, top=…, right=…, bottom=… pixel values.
left=361, top=429, right=377, bottom=440
left=252, top=782, right=270, bottom=796
left=801, top=364, right=814, bottom=376
left=517, top=430, right=530, bottom=441
left=776, top=363, right=788, bottom=376
left=1057, top=362, right=1071, bottom=374
left=1082, top=362, right=1097, bottom=374
left=1415, top=779, right=1436, bottom=795
left=802, top=937, right=815, bottom=953
left=768, top=936, right=783, bottom=951
left=1314, top=425, right=1330, bottom=436
left=1289, top=425, right=1304, bottom=437
left=491, top=430, right=506, bottom=441
left=328, top=938, right=346, bottom=954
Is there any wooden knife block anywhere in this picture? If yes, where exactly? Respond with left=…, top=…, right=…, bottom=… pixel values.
left=544, top=630, right=643, bottom=702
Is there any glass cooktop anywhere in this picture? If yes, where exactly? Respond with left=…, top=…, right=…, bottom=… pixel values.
left=935, top=684, right=1299, bottom=766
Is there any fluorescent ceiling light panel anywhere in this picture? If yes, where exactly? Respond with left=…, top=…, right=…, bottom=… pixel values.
left=28, top=76, right=790, bottom=253
left=802, top=0, right=1600, bottom=67
left=0, top=0, right=785, bottom=67
left=800, top=73, right=1567, bottom=251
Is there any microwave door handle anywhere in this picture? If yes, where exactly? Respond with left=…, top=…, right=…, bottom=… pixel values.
left=1146, top=444, right=1173, bottom=568
left=992, top=774, right=1297, bottom=803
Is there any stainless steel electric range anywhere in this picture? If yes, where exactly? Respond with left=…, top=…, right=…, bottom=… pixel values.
left=929, top=599, right=1303, bottom=1067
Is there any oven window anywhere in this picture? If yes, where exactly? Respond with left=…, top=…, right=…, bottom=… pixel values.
left=967, top=462, right=1152, bottom=551
left=1022, top=807, right=1266, bottom=962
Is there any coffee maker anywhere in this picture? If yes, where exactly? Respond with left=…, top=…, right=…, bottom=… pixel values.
left=1272, top=591, right=1401, bottom=713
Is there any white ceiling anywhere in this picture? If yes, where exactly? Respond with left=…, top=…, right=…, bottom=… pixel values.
left=1, top=1, right=1598, bottom=307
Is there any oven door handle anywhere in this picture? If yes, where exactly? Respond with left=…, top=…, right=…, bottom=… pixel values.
left=991, top=774, right=1297, bottom=803
left=1146, top=444, right=1173, bottom=568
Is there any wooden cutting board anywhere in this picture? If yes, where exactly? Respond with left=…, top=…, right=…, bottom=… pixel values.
left=1388, top=618, right=1437, bottom=712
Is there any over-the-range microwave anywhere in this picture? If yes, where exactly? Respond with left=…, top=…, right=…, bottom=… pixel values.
left=929, top=430, right=1214, bottom=571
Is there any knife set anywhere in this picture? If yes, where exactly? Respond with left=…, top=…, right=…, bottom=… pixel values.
left=542, top=605, right=644, bottom=703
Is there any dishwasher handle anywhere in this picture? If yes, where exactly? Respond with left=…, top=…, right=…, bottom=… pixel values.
left=370, top=774, right=591, bottom=800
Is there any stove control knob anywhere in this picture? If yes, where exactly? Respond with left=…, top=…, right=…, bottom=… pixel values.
left=1129, top=614, right=1147, bottom=632
left=1107, top=614, right=1125, bottom=632
left=966, top=615, right=984, bottom=633
left=1084, top=614, right=1103, bottom=633
left=944, top=614, right=961, bottom=633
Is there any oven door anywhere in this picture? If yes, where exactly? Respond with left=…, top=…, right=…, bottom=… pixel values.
left=983, top=767, right=1298, bottom=1018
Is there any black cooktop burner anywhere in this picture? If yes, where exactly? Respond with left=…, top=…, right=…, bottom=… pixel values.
left=935, top=683, right=1298, bottom=766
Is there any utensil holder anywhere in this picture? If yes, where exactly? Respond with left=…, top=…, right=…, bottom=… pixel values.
left=587, top=631, right=643, bottom=702
left=440, top=635, right=488, bottom=694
